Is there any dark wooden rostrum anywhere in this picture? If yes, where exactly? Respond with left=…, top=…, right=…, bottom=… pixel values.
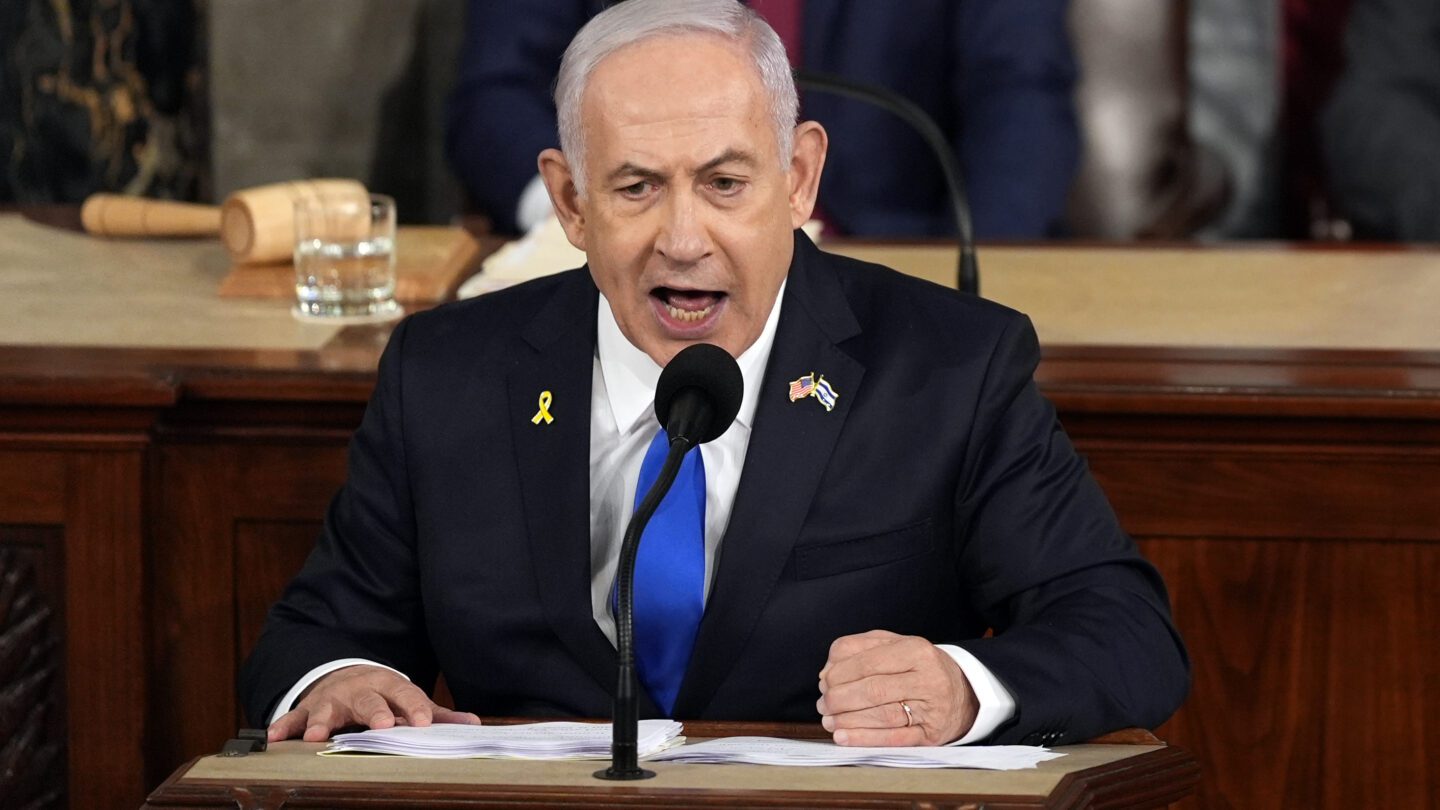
left=1, top=238, right=1437, bottom=807
left=139, top=722, right=1198, bottom=809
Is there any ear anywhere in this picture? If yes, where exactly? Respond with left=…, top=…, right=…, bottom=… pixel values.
left=538, top=148, right=587, bottom=250
left=786, top=121, right=828, bottom=229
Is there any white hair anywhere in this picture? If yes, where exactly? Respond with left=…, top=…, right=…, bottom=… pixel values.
left=554, top=0, right=798, bottom=197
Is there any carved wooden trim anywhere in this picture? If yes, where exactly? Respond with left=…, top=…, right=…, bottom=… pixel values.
left=0, top=546, right=63, bottom=809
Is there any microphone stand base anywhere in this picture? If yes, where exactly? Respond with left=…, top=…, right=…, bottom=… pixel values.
left=594, top=766, right=657, bottom=781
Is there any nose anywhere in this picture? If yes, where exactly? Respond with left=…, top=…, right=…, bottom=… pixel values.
left=655, top=190, right=712, bottom=265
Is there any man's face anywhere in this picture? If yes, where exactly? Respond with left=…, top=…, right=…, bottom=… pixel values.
left=543, top=34, right=817, bottom=366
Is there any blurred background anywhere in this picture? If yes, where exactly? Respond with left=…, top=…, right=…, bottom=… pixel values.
left=0, top=0, right=1432, bottom=244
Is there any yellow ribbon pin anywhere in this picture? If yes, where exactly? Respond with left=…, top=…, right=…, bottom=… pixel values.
left=531, top=390, right=554, bottom=425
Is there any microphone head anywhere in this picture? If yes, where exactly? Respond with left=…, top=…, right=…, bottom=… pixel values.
left=655, top=343, right=743, bottom=446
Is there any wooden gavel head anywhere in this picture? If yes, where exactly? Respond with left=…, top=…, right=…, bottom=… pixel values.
left=221, top=179, right=369, bottom=265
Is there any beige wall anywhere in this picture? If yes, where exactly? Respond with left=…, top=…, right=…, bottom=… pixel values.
left=207, top=0, right=464, bottom=223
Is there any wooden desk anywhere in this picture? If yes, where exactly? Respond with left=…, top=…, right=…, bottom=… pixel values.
left=1, top=214, right=1436, bottom=808
left=143, top=734, right=1197, bottom=809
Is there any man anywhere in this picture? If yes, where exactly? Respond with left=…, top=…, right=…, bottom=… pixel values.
left=244, top=0, right=1188, bottom=748
left=446, top=0, right=1079, bottom=238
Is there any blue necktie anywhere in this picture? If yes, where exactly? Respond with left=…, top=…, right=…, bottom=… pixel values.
left=629, top=428, right=706, bottom=715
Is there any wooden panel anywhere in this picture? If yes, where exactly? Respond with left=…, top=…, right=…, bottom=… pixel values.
left=233, top=521, right=323, bottom=667
left=1140, top=537, right=1439, bottom=809
left=150, top=442, right=349, bottom=787
left=63, top=451, right=147, bottom=810
left=0, top=452, right=65, bottom=522
left=0, top=449, right=147, bottom=810
left=0, top=533, right=66, bottom=809
left=1087, top=444, right=1440, bottom=540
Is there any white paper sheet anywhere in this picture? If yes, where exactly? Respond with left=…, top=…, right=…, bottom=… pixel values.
left=322, top=723, right=1062, bottom=770
left=322, top=720, right=684, bottom=760
left=649, top=736, right=1064, bottom=769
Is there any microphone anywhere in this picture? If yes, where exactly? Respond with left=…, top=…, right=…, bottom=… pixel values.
left=597, top=343, right=743, bottom=781
left=655, top=343, right=744, bottom=446
left=795, top=69, right=981, bottom=297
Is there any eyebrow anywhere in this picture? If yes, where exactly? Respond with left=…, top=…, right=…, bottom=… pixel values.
left=605, top=148, right=761, bottom=186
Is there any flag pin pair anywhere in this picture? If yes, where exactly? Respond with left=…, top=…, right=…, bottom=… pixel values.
left=788, top=372, right=838, bottom=412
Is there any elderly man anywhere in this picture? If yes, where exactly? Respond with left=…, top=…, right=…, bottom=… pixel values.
left=243, top=0, right=1187, bottom=748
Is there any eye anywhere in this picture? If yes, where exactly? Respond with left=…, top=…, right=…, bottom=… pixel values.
left=618, top=180, right=653, bottom=199
left=710, top=177, right=744, bottom=195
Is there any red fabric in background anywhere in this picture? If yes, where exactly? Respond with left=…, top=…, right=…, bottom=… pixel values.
left=749, top=0, right=804, bottom=67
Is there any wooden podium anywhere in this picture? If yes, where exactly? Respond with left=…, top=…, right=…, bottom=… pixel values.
left=3, top=210, right=1438, bottom=808
left=142, top=724, right=1198, bottom=809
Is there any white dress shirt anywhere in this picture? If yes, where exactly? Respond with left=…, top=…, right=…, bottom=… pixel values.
left=274, top=279, right=1013, bottom=743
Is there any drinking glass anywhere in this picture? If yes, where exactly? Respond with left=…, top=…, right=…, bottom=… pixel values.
left=293, top=192, right=400, bottom=321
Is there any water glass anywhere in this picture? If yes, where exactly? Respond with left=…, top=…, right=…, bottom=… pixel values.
left=293, top=192, right=400, bottom=320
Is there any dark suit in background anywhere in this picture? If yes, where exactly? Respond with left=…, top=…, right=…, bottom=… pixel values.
left=1322, top=0, right=1440, bottom=241
left=446, top=0, right=1080, bottom=238
left=241, top=235, right=1188, bottom=745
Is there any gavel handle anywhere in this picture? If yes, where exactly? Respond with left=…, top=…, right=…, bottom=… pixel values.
left=80, top=194, right=222, bottom=237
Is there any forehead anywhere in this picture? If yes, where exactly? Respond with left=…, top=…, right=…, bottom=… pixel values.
left=581, top=33, right=774, bottom=163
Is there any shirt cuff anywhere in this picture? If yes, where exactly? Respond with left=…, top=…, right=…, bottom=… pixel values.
left=516, top=174, right=554, bottom=234
left=935, top=644, right=1017, bottom=745
left=267, top=659, right=409, bottom=725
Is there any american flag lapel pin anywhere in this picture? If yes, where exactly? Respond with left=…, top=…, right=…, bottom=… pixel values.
left=788, top=372, right=816, bottom=402
left=788, top=372, right=839, bottom=412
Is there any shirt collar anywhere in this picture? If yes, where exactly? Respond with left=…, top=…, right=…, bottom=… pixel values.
left=597, top=278, right=787, bottom=436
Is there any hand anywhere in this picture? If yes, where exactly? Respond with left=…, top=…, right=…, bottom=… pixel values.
left=816, top=630, right=978, bottom=746
left=268, top=665, right=482, bottom=743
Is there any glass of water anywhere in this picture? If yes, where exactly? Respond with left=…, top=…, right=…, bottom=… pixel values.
left=293, top=192, right=400, bottom=321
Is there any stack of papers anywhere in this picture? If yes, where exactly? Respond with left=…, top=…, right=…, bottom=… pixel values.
left=322, top=720, right=684, bottom=760
left=650, top=737, right=1064, bottom=770
left=321, top=723, right=1062, bottom=771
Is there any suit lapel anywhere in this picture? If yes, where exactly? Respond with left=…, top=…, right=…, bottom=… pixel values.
left=507, top=271, right=628, bottom=702
left=675, top=235, right=865, bottom=716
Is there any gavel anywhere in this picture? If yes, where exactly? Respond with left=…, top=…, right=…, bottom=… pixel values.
left=79, top=178, right=369, bottom=265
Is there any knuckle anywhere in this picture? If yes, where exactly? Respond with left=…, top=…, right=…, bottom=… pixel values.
left=366, top=668, right=400, bottom=687
left=863, top=678, right=889, bottom=705
left=355, top=692, right=385, bottom=715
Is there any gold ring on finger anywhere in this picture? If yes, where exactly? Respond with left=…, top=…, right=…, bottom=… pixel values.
left=900, top=700, right=914, bottom=727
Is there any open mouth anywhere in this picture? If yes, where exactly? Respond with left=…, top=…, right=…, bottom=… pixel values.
left=651, top=287, right=726, bottom=330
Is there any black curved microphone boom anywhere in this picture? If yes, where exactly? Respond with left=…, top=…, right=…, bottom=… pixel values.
left=597, top=343, right=743, bottom=781
left=795, top=69, right=980, bottom=297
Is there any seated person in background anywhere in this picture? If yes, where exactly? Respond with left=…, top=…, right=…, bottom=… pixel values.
left=446, top=0, right=1079, bottom=239
left=1321, top=0, right=1440, bottom=241
left=245, top=0, right=1187, bottom=747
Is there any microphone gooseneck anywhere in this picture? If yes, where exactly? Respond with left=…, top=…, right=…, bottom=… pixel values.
left=795, top=69, right=981, bottom=298
left=597, top=343, right=743, bottom=781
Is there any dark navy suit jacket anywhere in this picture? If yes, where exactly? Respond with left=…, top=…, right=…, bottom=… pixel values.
left=241, top=234, right=1188, bottom=746
left=446, top=0, right=1079, bottom=238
